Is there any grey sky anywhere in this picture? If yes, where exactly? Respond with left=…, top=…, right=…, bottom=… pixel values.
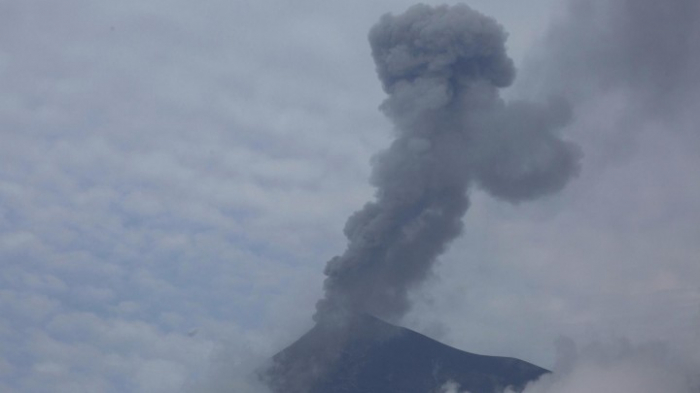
left=1, top=0, right=698, bottom=392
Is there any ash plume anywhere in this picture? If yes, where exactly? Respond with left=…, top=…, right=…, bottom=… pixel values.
left=315, top=4, right=581, bottom=323
left=531, top=0, right=700, bottom=125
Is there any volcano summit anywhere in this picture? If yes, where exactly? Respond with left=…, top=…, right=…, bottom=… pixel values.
left=263, top=314, right=548, bottom=393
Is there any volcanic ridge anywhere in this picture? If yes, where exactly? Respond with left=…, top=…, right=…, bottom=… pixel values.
left=262, top=314, right=548, bottom=393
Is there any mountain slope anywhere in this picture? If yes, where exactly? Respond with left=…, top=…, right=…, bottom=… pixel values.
left=262, top=314, right=548, bottom=393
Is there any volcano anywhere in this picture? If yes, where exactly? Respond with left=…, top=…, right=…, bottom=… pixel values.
left=262, top=314, right=548, bottom=393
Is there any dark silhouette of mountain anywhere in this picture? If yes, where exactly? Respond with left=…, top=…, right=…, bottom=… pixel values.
left=262, top=314, right=548, bottom=393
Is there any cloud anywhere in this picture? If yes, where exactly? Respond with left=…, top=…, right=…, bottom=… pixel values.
left=182, top=335, right=273, bottom=393
left=2, top=0, right=698, bottom=391
left=519, top=338, right=700, bottom=393
left=438, top=380, right=465, bottom=393
left=534, top=0, right=700, bottom=115
left=1, top=0, right=371, bottom=390
left=521, top=0, right=700, bottom=154
left=507, top=2, right=700, bottom=382
left=402, top=0, right=700, bottom=374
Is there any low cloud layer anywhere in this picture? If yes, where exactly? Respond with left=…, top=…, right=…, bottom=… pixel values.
left=520, top=338, right=700, bottom=393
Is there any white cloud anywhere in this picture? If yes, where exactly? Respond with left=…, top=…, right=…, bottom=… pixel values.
left=519, top=338, right=700, bottom=393
left=439, top=380, right=466, bottom=393
left=1, top=0, right=364, bottom=389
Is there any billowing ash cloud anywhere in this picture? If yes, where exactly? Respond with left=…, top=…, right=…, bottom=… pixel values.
left=315, top=4, right=581, bottom=322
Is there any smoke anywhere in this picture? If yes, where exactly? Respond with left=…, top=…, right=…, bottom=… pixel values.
left=510, top=0, right=700, bottom=392
left=527, top=0, right=700, bottom=133
left=182, top=342, right=273, bottom=393
left=434, top=339, right=700, bottom=393
left=438, top=380, right=466, bottom=393
left=315, top=4, right=580, bottom=322
left=517, top=338, right=700, bottom=393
